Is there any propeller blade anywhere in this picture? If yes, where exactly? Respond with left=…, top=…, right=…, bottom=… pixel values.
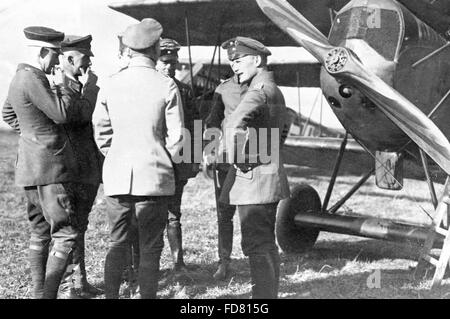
left=256, top=0, right=333, bottom=63
left=338, top=51, right=450, bottom=174
left=257, top=0, right=450, bottom=174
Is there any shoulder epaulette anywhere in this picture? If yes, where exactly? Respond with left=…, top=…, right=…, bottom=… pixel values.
left=20, top=66, right=38, bottom=75
left=109, top=66, right=128, bottom=77
left=67, top=80, right=82, bottom=93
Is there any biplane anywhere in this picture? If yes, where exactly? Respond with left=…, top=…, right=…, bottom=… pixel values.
left=109, top=0, right=450, bottom=285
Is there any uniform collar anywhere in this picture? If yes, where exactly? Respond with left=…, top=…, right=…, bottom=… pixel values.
left=231, top=74, right=249, bottom=89
left=65, top=76, right=83, bottom=93
left=249, top=69, right=274, bottom=88
left=128, top=56, right=156, bottom=69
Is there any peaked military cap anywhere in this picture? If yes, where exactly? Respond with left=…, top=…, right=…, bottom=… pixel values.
left=61, top=35, right=94, bottom=56
left=122, top=18, right=163, bottom=51
left=159, top=38, right=181, bottom=61
left=221, top=36, right=271, bottom=61
left=23, top=26, right=64, bottom=48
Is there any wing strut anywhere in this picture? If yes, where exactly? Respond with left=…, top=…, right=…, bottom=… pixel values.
left=198, top=11, right=226, bottom=115
left=184, top=10, right=196, bottom=95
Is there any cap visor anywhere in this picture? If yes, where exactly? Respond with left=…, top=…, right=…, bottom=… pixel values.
left=228, top=53, right=250, bottom=61
left=82, top=49, right=94, bottom=57
left=158, top=55, right=178, bottom=62
left=61, top=48, right=94, bottom=57
left=26, top=39, right=61, bottom=48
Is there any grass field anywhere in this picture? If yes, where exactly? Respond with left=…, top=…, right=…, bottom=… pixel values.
left=1, top=129, right=450, bottom=299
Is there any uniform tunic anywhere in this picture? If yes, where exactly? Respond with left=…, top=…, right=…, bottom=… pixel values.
left=172, top=78, right=199, bottom=180
left=219, top=70, right=291, bottom=206
left=63, top=76, right=102, bottom=186
left=2, top=63, right=95, bottom=187
left=2, top=62, right=97, bottom=256
left=94, top=56, right=184, bottom=197
left=205, top=75, right=247, bottom=130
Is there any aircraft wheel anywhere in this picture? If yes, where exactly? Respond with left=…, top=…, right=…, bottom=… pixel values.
left=276, top=184, right=321, bottom=254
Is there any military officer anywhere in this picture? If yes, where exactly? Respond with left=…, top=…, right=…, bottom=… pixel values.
left=2, top=26, right=98, bottom=299
left=156, top=38, right=199, bottom=271
left=204, top=72, right=248, bottom=280
left=217, top=36, right=291, bottom=299
left=56, top=34, right=103, bottom=298
left=115, top=32, right=141, bottom=292
left=93, top=19, right=184, bottom=299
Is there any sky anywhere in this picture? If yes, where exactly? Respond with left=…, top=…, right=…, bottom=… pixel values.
left=0, top=0, right=343, bottom=131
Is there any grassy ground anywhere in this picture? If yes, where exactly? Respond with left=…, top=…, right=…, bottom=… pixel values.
left=1, top=129, right=450, bottom=299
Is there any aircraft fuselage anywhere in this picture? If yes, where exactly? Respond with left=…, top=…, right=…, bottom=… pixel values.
left=320, top=0, right=450, bottom=152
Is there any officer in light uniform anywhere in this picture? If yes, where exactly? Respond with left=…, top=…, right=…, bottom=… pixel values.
left=216, top=36, right=291, bottom=299
left=2, top=26, right=98, bottom=299
left=93, top=19, right=184, bottom=299
left=156, top=38, right=199, bottom=271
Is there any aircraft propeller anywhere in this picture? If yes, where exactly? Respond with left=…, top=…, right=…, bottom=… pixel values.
left=256, top=0, right=450, bottom=175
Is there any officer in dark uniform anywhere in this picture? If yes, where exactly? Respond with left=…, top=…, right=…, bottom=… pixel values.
left=57, top=35, right=103, bottom=298
left=156, top=38, right=199, bottom=271
left=204, top=71, right=248, bottom=280
left=2, top=26, right=98, bottom=299
left=217, top=36, right=291, bottom=299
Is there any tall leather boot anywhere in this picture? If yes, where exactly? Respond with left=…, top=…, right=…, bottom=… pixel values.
left=270, top=249, right=281, bottom=298
left=167, top=223, right=186, bottom=271
left=213, top=262, right=230, bottom=281
left=58, top=238, right=82, bottom=299
left=248, top=254, right=277, bottom=299
left=138, top=253, right=161, bottom=299
left=43, top=250, right=70, bottom=299
left=57, top=260, right=81, bottom=299
left=58, top=234, right=92, bottom=299
left=28, top=244, right=48, bottom=299
left=76, top=234, right=103, bottom=297
left=104, top=245, right=128, bottom=299
left=214, top=203, right=234, bottom=280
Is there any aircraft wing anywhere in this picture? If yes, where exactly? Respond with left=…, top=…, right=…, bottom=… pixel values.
left=282, top=136, right=372, bottom=176
left=177, top=46, right=318, bottom=65
left=108, top=0, right=334, bottom=46
left=282, top=136, right=445, bottom=181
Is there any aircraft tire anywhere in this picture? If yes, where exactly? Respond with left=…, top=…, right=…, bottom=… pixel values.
left=276, top=184, right=321, bottom=254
